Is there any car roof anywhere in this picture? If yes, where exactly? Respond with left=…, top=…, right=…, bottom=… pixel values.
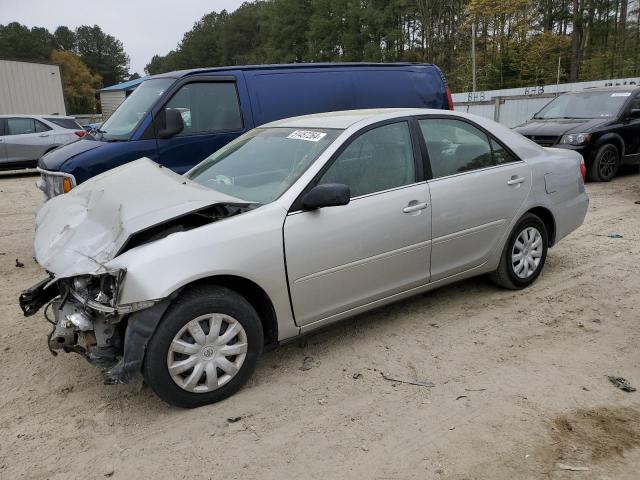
left=260, top=108, right=466, bottom=130
left=150, top=62, right=437, bottom=79
left=0, top=114, right=76, bottom=119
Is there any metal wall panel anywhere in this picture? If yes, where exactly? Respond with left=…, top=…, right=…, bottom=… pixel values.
left=452, top=76, right=640, bottom=103
left=453, top=103, right=496, bottom=120
left=99, top=91, right=126, bottom=119
left=453, top=76, right=640, bottom=127
left=0, top=60, right=66, bottom=115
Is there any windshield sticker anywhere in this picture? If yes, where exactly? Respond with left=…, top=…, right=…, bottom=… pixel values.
left=286, top=130, right=327, bottom=142
left=611, top=92, right=631, bottom=97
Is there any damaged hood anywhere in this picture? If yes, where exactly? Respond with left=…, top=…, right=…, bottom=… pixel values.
left=35, top=158, right=244, bottom=278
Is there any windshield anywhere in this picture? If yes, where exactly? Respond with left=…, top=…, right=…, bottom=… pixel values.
left=99, top=78, right=174, bottom=139
left=186, top=127, right=342, bottom=204
left=535, top=90, right=631, bottom=119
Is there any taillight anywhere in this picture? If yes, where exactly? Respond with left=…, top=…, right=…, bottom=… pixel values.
left=445, top=86, right=454, bottom=110
left=74, top=130, right=86, bottom=138
left=579, top=157, right=587, bottom=181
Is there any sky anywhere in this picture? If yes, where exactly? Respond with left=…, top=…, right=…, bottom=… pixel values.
left=0, top=0, right=245, bottom=76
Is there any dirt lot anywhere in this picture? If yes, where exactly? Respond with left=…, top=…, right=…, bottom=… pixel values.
left=1, top=170, right=639, bottom=480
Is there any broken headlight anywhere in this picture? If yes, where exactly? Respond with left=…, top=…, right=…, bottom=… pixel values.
left=68, top=270, right=155, bottom=314
left=71, top=271, right=124, bottom=308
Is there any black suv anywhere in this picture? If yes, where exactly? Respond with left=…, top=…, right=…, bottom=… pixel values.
left=514, top=86, right=640, bottom=181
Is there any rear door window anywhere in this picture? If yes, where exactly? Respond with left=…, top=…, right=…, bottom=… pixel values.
left=6, top=118, right=36, bottom=135
left=164, top=82, right=243, bottom=135
left=419, top=118, right=516, bottom=178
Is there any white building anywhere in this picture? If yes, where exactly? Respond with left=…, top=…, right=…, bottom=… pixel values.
left=99, top=76, right=148, bottom=119
left=0, top=59, right=66, bottom=115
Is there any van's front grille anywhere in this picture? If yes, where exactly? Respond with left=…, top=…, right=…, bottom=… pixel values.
left=36, top=169, right=76, bottom=200
left=526, top=135, right=560, bottom=147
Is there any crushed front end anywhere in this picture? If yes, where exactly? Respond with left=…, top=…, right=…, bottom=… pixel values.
left=19, top=270, right=163, bottom=384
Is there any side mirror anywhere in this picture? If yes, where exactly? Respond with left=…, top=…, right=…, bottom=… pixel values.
left=629, top=108, right=640, bottom=119
left=157, top=108, right=184, bottom=139
left=302, top=183, right=350, bottom=210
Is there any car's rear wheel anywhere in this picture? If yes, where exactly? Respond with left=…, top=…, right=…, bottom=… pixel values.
left=589, top=143, right=620, bottom=182
left=490, top=213, right=548, bottom=290
left=143, top=285, right=263, bottom=408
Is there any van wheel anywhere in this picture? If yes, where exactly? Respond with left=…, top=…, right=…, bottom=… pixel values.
left=143, top=285, right=263, bottom=408
left=589, top=144, right=620, bottom=182
left=490, top=213, right=548, bottom=290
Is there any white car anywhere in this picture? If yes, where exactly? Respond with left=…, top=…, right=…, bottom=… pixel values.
left=21, top=108, right=588, bottom=408
left=0, top=114, right=86, bottom=170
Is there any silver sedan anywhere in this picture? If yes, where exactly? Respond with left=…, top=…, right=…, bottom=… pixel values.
left=21, top=108, right=589, bottom=407
left=0, top=114, right=86, bottom=170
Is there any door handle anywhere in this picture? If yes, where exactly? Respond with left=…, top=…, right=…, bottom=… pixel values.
left=39, top=134, right=49, bottom=137
left=403, top=202, right=429, bottom=213
left=507, top=176, right=526, bottom=186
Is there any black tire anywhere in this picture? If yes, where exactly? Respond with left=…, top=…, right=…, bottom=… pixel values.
left=143, top=285, right=263, bottom=408
left=589, top=143, right=620, bottom=182
left=490, top=213, right=548, bottom=290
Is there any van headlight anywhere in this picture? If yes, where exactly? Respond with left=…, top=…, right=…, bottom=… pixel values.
left=37, top=170, right=76, bottom=199
left=559, top=133, right=591, bottom=146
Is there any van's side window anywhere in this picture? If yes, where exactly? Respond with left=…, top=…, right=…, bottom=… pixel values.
left=164, top=82, right=243, bottom=135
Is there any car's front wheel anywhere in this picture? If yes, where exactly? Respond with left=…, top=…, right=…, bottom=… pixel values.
left=143, top=285, right=263, bottom=408
left=490, top=213, right=548, bottom=290
left=589, top=143, right=620, bottom=182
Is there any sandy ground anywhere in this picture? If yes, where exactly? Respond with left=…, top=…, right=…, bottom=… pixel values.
left=0, top=169, right=639, bottom=480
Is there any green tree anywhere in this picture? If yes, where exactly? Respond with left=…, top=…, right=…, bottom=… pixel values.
left=0, top=22, right=53, bottom=61
left=53, top=26, right=76, bottom=51
left=76, top=25, right=129, bottom=86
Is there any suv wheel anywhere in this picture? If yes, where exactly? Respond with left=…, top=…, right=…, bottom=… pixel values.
left=143, top=285, right=263, bottom=408
left=589, top=143, right=620, bottom=182
left=490, top=213, right=548, bottom=290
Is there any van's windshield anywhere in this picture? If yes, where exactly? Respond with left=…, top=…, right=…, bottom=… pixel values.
left=99, top=78, right=174, bottom=140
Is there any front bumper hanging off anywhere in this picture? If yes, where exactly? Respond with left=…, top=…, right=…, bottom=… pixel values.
left=19, top=277, right=172, bottom=385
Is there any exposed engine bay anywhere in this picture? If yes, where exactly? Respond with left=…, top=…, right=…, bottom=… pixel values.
left=20, top=198, right=256, bottom=384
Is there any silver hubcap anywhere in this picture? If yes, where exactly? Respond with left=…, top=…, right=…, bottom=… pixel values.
left=511, top=227, right=543, bottom=279
left=167, top=314, right=248, bottom=393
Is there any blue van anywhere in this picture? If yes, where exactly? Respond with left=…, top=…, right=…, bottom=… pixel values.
left=38, top=63, right=453, bottom=198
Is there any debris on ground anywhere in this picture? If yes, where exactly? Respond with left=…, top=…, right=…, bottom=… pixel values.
left=465, top=388, right=487, bottom=392
left=14, top=258, right=24, bottom=268
left=594, top=232, right=624, bottom=238
left=352, top=372, right=362, bottom=380
left=556, top=463, right=589, bottom=471
left=455, top=395, right=468, bottom=400
left=104, top=471, right=114, bottom=478
left=299, top=356, right=320, bottom=371
left=380, top=372, right=435, bottom=388
left=608, top=376, right=636, bottom=392
left=635, top=200, right=640, bottom=205
left=429, top=323, right=440, bottom=328
left=227, top=416, right=243, bottom=423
